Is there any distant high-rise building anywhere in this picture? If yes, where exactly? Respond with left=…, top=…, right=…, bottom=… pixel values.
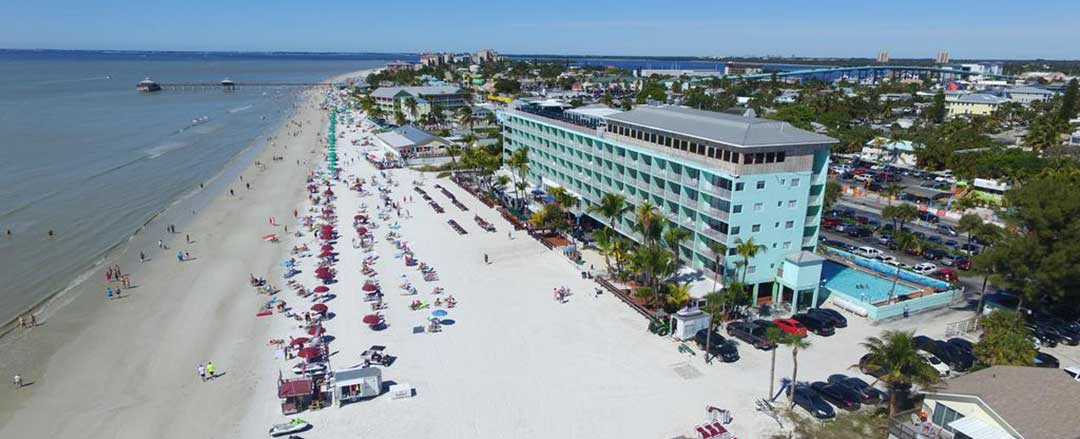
left=877, top=51, right=890, bottom=63
left=935, top=50, right=950, bottom=64
left=473, top=49, right=499, bottom=64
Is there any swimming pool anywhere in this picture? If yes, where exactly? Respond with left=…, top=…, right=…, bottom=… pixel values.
left=820, top=261, right=916, bottom=304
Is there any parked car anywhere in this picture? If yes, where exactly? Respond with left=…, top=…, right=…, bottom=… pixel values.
left=959, top=243, right=982, bottom=254
left=807, top=308, right=848, bottom=328
left=846, top=227, right=873, bottom=239
left=918, top=350, right=951, bottom=376
left=946, top=337, right=975, bottom=354
left=944, top=239, right=959, bottom=248
left=955, top=258, right=972, bottom=271
left=792, top=313, right=835, bottom=336
left=1035, top=320, right=1080, bottom=346
left=937, top=225, right=959, bottom=236
left=913, top=263, right=937, bottom=275
left=922, top=248, right=947, bottom=261
left=855, top=246, right=883, bottom=259
left=810, top=381, right=862, bottom=411
left=931, top=268, right=958, bottom=283
left=791, top=385, right=836, bottom=419
left=925, top=339, right=973, bottom=371
left=726, top=320, right=776, bottom=350
left=693, top=329, right=740, bottom=362
left=1034, top=352, right=1060, bottom=368
left=877, top=235, right=894, bottom=246
left=822, top=217, right=842, bottom=229
left=773, top=318, right=808, bottom=337
left=927, top=235, right=943, bottom=245
left=1026, top=323, right=1060, bottom=348
left=828, top=375, right=885, bottom=404
left=917, top=211, right=939, bottom=223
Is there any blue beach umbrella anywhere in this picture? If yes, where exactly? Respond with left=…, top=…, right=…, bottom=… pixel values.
left=431, top=309, right=448, bottom=318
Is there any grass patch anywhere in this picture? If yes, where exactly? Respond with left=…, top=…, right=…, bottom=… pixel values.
left=769, top=408, right=889, bottom=439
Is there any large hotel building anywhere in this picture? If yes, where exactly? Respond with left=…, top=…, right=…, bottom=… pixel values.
left=499, top=103, right=838, bottom=308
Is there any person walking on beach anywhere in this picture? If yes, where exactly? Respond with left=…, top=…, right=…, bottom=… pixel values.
left=139, top=251, right=145, bottom=263
left=206, top=361, right=215, bottom=380
left=12, top=375, right=22, bottom=388
left=198, top=364, right=206, bottom=382
left=185, top=234, right=190, bottom=244
left=177, top=251, right=184, bottom=262
left=484, top=253, right=489, bottom=264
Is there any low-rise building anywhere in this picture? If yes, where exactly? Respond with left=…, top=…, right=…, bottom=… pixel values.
left=373, top=125, right=454, bottom=160
left=1003, top=86, right=1058, bottom=105
left=370, top=86, right=466, bottom=120
left=905, top=366, right=1080, bottom=439
left=946, top=93, right=1010, bottom=117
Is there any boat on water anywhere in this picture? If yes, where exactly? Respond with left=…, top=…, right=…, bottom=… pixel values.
left=136, top=77, right=161, bottom=92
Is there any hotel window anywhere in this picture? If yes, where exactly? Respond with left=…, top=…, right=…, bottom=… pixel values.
left=754, top=153, right=765, bottom=163
left=722, top=150, right=731, bottom=161
left=665, top=137, right=672, bottom=147
left=735, top=182, right=744, bottom=191
left=756, top=180, right=765, bottom=190
left=731, top=226, right=741, bottom=235
left=790, top=178, right=801, bottom=187
left=650, top=133, right=657, bottom=143
left=747, top=265, right=756, bottom=274
left=788, top=200, right=797, bottom=208
left=732, top=204, right=743, bottom=213
left=743, top=154, right=752, bottom=164
left=752, top=224, right=761, bottom=232
left=766, top=152, right=776, bottom=163
left=785, top=221, right=794, bottom=229
left=732, top=152, right=740, bottom=163
left=753, top=203, right=763, bottom=212
left=707, top=147, right=716, bottom=158
left=777, top=151, right=786, bottom=162
left=782, top=241, right=792, bottom=249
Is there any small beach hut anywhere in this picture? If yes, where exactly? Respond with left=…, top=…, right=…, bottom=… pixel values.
left=278, top=374, right=314, bottom=414
left=671, top=306, right=711, bottom=341
left=331, top=367, right=382, bottom=406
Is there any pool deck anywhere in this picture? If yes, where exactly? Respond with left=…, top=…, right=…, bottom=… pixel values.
left=820, top=253, right=935, bottom=306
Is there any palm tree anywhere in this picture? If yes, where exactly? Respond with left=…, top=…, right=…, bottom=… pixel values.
left=701, top=291, right=725, bottom=364
left=887, top=232, right=920, bottom=302
left=457, top=106, right=474, bottom=132
left=393, top=110, right=407, bottom=127
left=507, top=147, right=530, bottom=208
left=368, top=105, right=385, bottom=121
left=780, top=332, right=812, bottom=405
left=733, top=237, right=765, bottom=286
left=707, top=240, right=728, bottom=291
left=766, top=326, right=786, bottom=399
left=882, top=183, right=903, bottom=205
left=662, top=226, right=691, bottom=276
left=632, top=201, right=664, bottom=246
left=858, top=330, right=940, bottom=416
left=403, top=97, right=418, bottom=121
left=958, top=213, right=984, bottom=248
left=594, top=228, right=616, bottom=275
left=586, top=192, right=630, bottom=232
left=630, top=245, right=673, bottom=306
left=665, top=282, right=692, bottom=309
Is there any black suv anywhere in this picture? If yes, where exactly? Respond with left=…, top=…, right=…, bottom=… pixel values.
left=807, top=308, right=847, bottom=328
left=726, top=320, right=776, bottom=350
left=694, top=329, right=740, bottom=362
left=792, top=313, right=835, bottom=336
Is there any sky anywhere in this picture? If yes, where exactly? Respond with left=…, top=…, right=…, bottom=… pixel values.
left=2, top=0, right=1078, bottom=59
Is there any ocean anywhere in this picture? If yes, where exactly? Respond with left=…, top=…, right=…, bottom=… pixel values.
left=0, top=50, right=411, bottom=323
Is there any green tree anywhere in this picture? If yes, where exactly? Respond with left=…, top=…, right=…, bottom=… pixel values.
left=780, top=333, right=812, bottom=405
left=403, top=97, right=418, bottom=120
left=823, top=181, right=842, bottom=212
left=734, top=237, right=766, bottom=286
left=507, top=147, right=530, bottom=207
left=632, top=201, right=664, bottom=246
left=457, top=106, right=474, bottom=132
left=929, top=89, right=946, bottom=123
left=857, top=330, right=940, bottom=416
left=708, top=240, right=728, bottom=292
left=393, top=110, right=407, bottom=126
left=1060, top=78, right=1078, bottom=123
left=766, top=327, right=786, bottom=399
left=974, top=311, right=1036, bottom=366
left=663, top=226, right=691, bottom=276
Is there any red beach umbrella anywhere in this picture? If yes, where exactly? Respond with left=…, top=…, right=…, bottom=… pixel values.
left=362, top=283, right=378, bottom=292
left=289, top=337, right=310, bottom=347
left=313, top=286, right=329, bottom=293
left=321, top=244, right=334, bottom=251
left=362, top=314, right=382, bottom=325
left=297, top=347, right=321, bottom=359
left=315, top=266, right=331, bottom=274
left=310, top=303, right=328, bottom=313
left=319, top=232, right=333, bottom=240
left=319, top=250, right=334, bottom=258
left=324, top=188, right=334, bottom=196
left=320, top=224, right=334, bottom=232
left=353, top=214, right=366, bottom=220
left=356, top=227, right=368, bottom=235
left=316, top=271, right=333, bottom=280
left=307, top=326, right=325, bottom=336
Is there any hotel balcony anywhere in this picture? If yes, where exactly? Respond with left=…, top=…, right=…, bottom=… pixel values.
left=702, top=227, right=727, bottom=241
left=700, top=205, right=730, bottom=222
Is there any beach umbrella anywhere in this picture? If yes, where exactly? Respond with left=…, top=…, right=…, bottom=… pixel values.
left=320, top=224, right=334, bottom=232
left=319, top=250, right=334, bottom=258
left=316, top=271, right=333, bottom=280
left=306, top=326, right=325, bottom=336
left=354, top=214, right=366, bottom=221
left=321, top=244, right=334, bottom=251
left=289, top=337, right=309, bottom=347
left=315, top=266, right=331, bottom=274
left=431, top=309, right=448, bottom=318
left=310, top=303, right=328, bottom=314
left=362, top=282, right=378, bottom=292
left=297, top=347, right=321, bottom=358
left=319, top=232, right=333, bottom=240
left=362, top=314, right=382, bottom=325
left=356, top=227, right=368, bottom=235
left=313, top=286, right=329, bottom=293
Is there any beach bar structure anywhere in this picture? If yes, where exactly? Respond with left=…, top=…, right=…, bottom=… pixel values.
left=278, top=375, right=315, bottom=415
left=331, top=367, right=382, bottom=406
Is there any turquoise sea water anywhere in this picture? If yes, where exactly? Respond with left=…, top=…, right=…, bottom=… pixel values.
left=0, top=50, right=408, bottom=323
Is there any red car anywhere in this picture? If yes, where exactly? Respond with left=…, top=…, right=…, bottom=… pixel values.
left=931, top=268, right=958, bottom=283
left=774, top=318, right=808, bottom=337
left=822, top=217, right=841, bottom=229
left=955, top=258, right=972, bottom=271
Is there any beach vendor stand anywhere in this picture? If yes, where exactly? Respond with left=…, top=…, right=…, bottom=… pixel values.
left=671, top=306, right=711, bottom=341
left=278, top=373, right=314, bottom=415
left=331, top=367, right=382, bottom=406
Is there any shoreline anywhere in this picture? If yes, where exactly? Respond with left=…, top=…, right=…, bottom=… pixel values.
left=0, top=68, right=372, bottom=433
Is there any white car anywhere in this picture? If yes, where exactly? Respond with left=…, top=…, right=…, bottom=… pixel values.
left=876, top=255, right=898, bottom=265
left=1065, top=366, right=1080, bottom=381
left=918, top=350, right=951, bottom=376
left=913, top=263, right=938, bottom=275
